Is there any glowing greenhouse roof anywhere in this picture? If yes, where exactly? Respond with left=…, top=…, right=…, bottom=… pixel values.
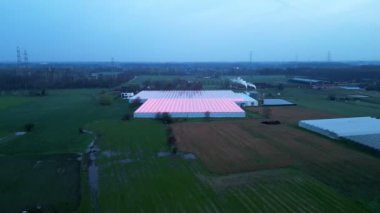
left=135, top=98, right=245, bottom=113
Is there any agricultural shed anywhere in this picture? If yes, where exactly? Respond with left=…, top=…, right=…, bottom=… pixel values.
left=263, top=99, right=295, bottom=106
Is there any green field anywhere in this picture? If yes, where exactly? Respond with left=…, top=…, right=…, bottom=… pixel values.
left=276, top=87, right=380, bottom=117
left=0, top=154, right=80, bottom=212
left=126, top=75, right=228, bottom=89
left=0, top=83, right=379, bottom=212
left=0, top=90, right=128, bottom=212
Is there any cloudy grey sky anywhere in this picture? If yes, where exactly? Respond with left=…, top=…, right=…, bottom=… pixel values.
left=1, top=0, right=379, bottom=62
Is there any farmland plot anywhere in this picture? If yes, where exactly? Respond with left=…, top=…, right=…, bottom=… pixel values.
left=172, top=117, right=380, bottom=210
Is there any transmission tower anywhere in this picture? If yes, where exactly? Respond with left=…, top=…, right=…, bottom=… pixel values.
left=249, top=51, right=253, bottom=64
left=327, top=51, right=332, bottom=62
left=24, top=50, right=29, bottom=65
left=16, top=47, right=22, bottom=64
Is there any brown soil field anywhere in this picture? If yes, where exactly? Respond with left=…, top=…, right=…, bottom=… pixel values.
left=172, top=106, right=380, bottom=201
left=171, top=106, right=380, bottom=209
left=172, top=106, right=380, bottom=204
left=247, top=106, right=338, bottom=124
left=173, top=120, right=294, bottom=174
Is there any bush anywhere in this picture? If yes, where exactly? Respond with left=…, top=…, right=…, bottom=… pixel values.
left=122, top=113, right=132, bottom=121
left=204, top=111, right=211, bottom=121
left=161, top=112, right=173, bottom=124
left=171, top=146, right=178, bottom=154
left=166, top=126, right=173, bottom=136
left=24, top=123, right=34, bottom=132
left=167, top=136, right=176, bottom=147
left=328, top=94, right=336, bottom=101
left=262, top=107, right=272, bottom=119
left=99, top=94, right=112, bottom=105
left=130, top=97, right=142, bottom=108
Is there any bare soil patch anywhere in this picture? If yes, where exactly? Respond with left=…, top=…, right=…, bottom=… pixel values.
left=172, top=106, right=380, bottom=204
left=172, top=107, right=380, bottom=176
left=247, top=106, right=338, bottom=124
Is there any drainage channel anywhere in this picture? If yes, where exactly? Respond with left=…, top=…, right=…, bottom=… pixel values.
left=84, top=130, right=100, bottom=213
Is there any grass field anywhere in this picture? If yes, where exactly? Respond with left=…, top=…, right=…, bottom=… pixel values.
left=0, top=81, right=380, bottom=212
left=126, top=75, right=227, bottom=89
left=228, top=75, right=288, bottom=84
left=264, top=87, right=380, bottom=117
left=0, top=90, right=129, bottom=212
left=0, top=154, right=80, bottom=212
left=0, top=90, right=128, bottom=155
left=127, top=74, right=288, bottom=90
left=0, top=96, right=33, bottom=111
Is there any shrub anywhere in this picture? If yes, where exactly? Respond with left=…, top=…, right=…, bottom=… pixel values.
left=262, top=107, right=272, bottom=119
left=204, top=111, right=211, bottom=121
left=122, top=113, right=132, bottom=121
left=24, top=123, right=34, bottom=132
left=99, top=94, right=112, bottom=105
left=130, top=97, right=142, bottom=108
left=171, top=146, right=178, bottom=154
left=167, top=136, right=176, bottom=147
left=161, top=112, right=173, bottom=124
left=166, top=126, right=173, bottom=136
left=328, top=94, right=336, bottom=101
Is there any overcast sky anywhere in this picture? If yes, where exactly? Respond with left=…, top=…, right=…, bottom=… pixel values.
left=1, top=0, right=379, bottom=62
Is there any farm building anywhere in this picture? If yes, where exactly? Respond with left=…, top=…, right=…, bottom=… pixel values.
left=131, top=90, right=257, bottom=118
left=299, top=117, right=380, bottom=151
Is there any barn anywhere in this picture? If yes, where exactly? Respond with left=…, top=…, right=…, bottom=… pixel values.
left=130, top=90, right=257, bottom=118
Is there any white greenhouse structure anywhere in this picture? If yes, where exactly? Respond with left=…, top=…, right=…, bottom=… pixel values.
left=299, top=117, right=380, bottom=151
